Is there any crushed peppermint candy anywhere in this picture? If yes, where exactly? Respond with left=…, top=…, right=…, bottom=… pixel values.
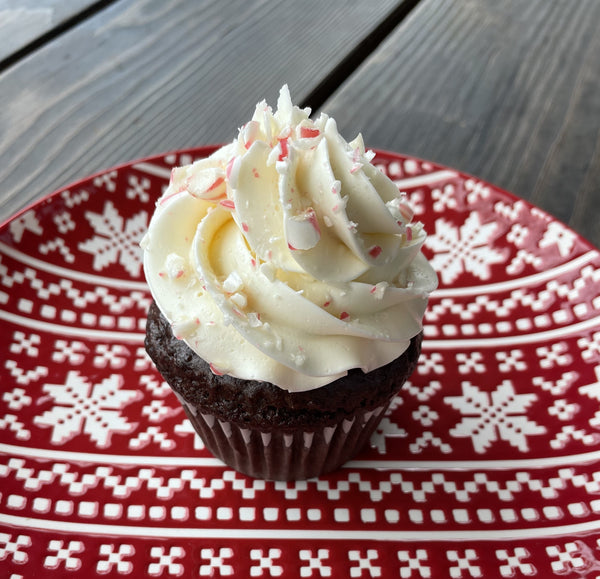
left=171, top=317, right=200, bottom=340
left=219, top=198, right=235, bottom=210
left=370, top=281, right=389, bottom=300
left=386, top=196, right=414, bottom=224
left=230, top=292, right=248, bottom=309
left=368, top=245, right=383, bottom=259
left=299, top=126, right=320, bottom=139
left=285, top=207, right=321, bottom=250
left=278, top=137, right=289, bottom=161
left=223, top=271, right=243, bottom=293
left=248, top=312, right=262, bottom=327
left=186, top=168, right=227, bottom=200
left=209, top=363, right=225, bottom=376
left=226, top=156, right=241, bottom=188
left=165, top=253, right=187, bottom=280
left=242, top=121, right=260, bottom=149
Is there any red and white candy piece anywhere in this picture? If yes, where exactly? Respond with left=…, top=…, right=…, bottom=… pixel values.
left=386, top=196, right=414, bottom=224
left=171, top=317, right=200, bottom=340
left=299, top=126, right=320, bottom=139
left=368, top=245, right=382, bottom=259
left=186, top=168, right=227, bottom=200
left=370, top=281, right=388, bottom=300
left=209, top=363, right=225, bottom=376
left=278, top=138, right=289, bottom=161
left=349, top=147, right=363, bottom=174
left=285, top=207, right=321, bottom=250
left=226, top=156, right=242, bottom=188
left=242, top=121, right=260, bottom=149
left=219, top=198, right=235, bottom=210
left=165, top=253, right=187, bottom=280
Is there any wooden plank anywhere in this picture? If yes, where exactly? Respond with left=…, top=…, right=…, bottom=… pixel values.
left=0, top=0, right=408, bottom=222
left=0, top=0, right=100, bottom=63
left=320, top=0, right=600, bottom=248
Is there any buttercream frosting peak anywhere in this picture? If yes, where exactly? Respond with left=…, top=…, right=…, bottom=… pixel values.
left=143, top=85, right=437, bottom=391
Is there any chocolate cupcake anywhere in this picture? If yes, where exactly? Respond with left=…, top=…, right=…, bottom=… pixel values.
left=142, top=85, right=437, bottom=480
left=146, top=300, right=423, bottom=479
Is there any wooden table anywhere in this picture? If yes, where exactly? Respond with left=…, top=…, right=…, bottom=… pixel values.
left=1, top=0, right=599, bottom=249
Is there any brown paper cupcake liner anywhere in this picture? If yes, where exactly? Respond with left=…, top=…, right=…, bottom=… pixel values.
left=174, top=392, right=391, bottom=480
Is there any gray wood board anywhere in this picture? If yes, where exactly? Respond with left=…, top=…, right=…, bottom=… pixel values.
left=0, top=0, right=100, bottom=62
left=0, top=0, right=408, bottom=221
left=319, top=0, right=600, bottom=249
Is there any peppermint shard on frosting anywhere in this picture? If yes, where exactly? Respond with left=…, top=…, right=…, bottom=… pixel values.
left=143, top=85, right=438, bottom=392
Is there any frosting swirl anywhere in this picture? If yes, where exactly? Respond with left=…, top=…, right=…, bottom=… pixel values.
left=143, top=85, right=437, bottom=392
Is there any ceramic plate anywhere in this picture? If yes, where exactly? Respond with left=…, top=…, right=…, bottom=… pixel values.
left=1, top=148, right=600, bottom=577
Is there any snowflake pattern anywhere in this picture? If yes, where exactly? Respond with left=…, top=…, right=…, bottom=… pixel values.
left=426, top=212, right=507, bottom=284
left=371, top=417, right=407, bottom=454
left=444, top=381, right=546, bottom=453
left=78, top=200, right=148, bottom=277
left=34, top=371, right=141, bottom=447
left=431, top=184, right=458, bottom=212
left=539, top=220, right=577, bottom=257
left=9, top=209, right=43, bottom=242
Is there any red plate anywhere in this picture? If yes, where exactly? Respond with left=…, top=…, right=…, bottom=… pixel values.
left=1, top=148, right=599, bottom=577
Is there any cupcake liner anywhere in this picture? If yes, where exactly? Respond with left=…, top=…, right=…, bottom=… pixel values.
left=174, top=392, right=392, bottom=480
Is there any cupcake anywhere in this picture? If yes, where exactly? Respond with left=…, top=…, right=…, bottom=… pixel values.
left=142, top=85, right=437, bottom=480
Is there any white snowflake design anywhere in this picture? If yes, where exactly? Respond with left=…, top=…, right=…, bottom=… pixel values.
left=464, top=178, right=491, bottom=203
left=444, top=380, right=545, bottom=453
left=127, top=175, right=151, bottom=202
left=78, top=200, right=148, bottom=277
left=539, top=220, right=577, bottom=257
left=34, top=371, right=141, bottom=448
left=425, top=212, right=507, bottom=284
left=9, top=209, right=43, bottom=242
left=370, top=417, right=407, bottom=454
left=431, top=184, right=457, bottom=212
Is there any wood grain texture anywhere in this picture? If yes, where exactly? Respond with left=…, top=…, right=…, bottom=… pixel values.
left=0, top=0, right=407, bottom=222
left=319, top=0, right=600, bottom=248
left=0, top=0, right=100, bottom=62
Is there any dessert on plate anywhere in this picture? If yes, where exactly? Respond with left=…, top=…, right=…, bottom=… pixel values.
left=142, top=85, right=437, bottom=480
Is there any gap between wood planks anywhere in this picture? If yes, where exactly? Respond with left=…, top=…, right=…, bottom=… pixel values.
left=0, top=0, right=118, bottom=74
left=300, top=0, right=422, bottom=112
left=0, top=0, right=422, bottom=105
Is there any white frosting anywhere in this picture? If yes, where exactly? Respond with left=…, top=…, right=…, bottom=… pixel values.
left=143, top=85, right=437, bottom=392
